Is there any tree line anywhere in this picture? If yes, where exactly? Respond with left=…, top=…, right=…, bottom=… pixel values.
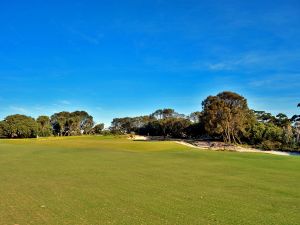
left=0, top=91, right=299, bottom=151
left=0, top=111, right=104, bottom=138
left=110, top=91, right=300, bottom=151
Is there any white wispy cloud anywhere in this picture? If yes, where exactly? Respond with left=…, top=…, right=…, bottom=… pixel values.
left=207, top=63, right=229, bottom=71
left=68, top=27, right=104, bottom=45
left=9, top=106, right=30, bottom=114
left=249, top=73, right=300, bottom=89
left=206, top=51, right=300, bottom=71
left=58, top=100, right=71, bottom=105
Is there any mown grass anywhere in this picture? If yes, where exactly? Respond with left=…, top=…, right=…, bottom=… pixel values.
left=0, top=136, right=299, bottom=225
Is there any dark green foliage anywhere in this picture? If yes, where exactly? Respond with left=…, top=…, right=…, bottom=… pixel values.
left=111, top=117, right=135, bottom=134
left=253, top=110, right=276, bottom=124
left=50, top=111, right=70, bottom=136
left=0, top=93, right=299, bottom=151
left=275, top=113, right=290, bottom=127
left=166, top=118, right=191, bottom=138
left=111, top=109, right=197, bottom=139
left=247, top=122, right=266, bottom=144
left=0, top=121, right=6, bottom=138
left=185, top=122, right=206, bottom=138
left=260, top=140, right=282, bottom=150
left=0, top=114, right=37, bottom=138
left=139, top=120, right=162, bottom=136
left=158, top=117, right=191, bottom=138
left=247, top=108, right=298, bottom=151
left=0, top=111, right=100, bottom=139
left=71, top=111, right=94, bottom=134
left=263, top=123, right=283, bottom=142
left=110, top=116, right=152, bottom=134
left=109, top=94, right=300, bottom=151
left=291, top=103, right=300, bottom=145
left=91, top=123, right=105, bottom=134
left=37, top=116, right=52, bottom=137
left=202, top=91, right=253, bottom=144
left=50, top=111, right=94, bottom=136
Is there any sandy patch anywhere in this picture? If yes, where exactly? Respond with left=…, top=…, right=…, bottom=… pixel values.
left=175, top=141, right=295, bottom=156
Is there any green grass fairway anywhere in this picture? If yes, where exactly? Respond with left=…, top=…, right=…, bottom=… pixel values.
left=0, top=136, right=299, bottom=225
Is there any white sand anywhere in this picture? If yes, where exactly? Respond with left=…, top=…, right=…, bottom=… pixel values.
left=175, top=141, right=294, bottom=156
left=130, top=135, right=297, bottom=156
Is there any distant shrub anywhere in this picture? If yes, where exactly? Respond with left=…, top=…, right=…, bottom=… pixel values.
left=260, top=140, right=282, bottom=150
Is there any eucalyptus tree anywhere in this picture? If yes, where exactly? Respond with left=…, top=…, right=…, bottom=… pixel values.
left=0, top=114, right=37, bottom=138
left=162, top=108, right=175, bottom=119
left=111, top=117, right=133, bottom=134
left=37, top=116, right=52, bottom=137
left=151, top=109, right=177, bottom=120
left=70, top=111, right=94, bottom=134
left=151, top=109, right=163, bottom=120
left=110, top=116, right=151, bottom=134
left=274, top=113, right=293, bottom=145
left=202, top=91, right=253, bottom=144
left=291, top=103, right=300, bottom=143
left=51, top=111, right=70, bottom=136
left=253, top=111, right=276, bottom=124
left=0, top=121, right=6, bottom=137
left=51, top=111, right=94, bottom=136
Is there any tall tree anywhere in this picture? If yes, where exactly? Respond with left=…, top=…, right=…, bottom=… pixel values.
left=37, top=116, right=52, bottom=137
left=70, top=111, right=94, bottom=134
left=50, top=111, right=70, bottom=136
left=111, top=117, right=133, bottom=134
left=151, top=109, right=163, bottom=120
left=0, top=121, right=5, bottom=137
left=202, top=91, right=253, bottom=144
left=151, top=109, right=176, bottom=120
left=253, top=111, right=276, bottom=124
left=50, top=111, right=94, bottom=136
left=275, top=113, right=290, bottom=127
left=292, top=103, right=300, bottom=143
left=274, top=113, right=293, bottom=146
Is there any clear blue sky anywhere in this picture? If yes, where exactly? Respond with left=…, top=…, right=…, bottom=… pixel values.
left=0, top=0, right=299, bottom=126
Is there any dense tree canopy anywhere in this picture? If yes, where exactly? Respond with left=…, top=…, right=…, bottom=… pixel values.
left=246, top=108, right=296, bottom=150
left=0, top=111, right=98, bottom=138
left=51, top=111, right=94, bottom=136
left=50, top=111, right=70, bottom=136
left=292, top=103, right=300, bottom=143
left=0, top=114, right=37, bottom=138
left=0, top=92, right=299, bottom=151
left=37, top=116, right=52, bottom=137
left=0, top=123, right=4, bottom=138
left=108, top=92, right=299, bottom=151
left=91, top=123, right=105, bottom=134
left=202, top=91, right=253, bottom=144
left=111, top=109, right=201, bottom=139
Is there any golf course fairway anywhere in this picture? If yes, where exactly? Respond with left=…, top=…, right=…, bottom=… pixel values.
left=0, top=136, right=299, bottom=225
